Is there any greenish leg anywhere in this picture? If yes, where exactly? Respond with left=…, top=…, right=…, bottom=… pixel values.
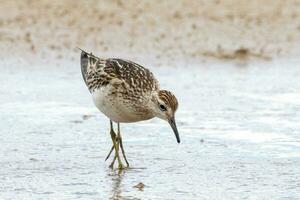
left=105, top=139, right=117, bottom=161
left=117, top=123, right=129, bottom=167
left=108, top=120, right=123, bottom=169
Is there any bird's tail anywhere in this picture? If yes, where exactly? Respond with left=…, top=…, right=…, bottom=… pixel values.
left=78, top=47, right=99, bottom=86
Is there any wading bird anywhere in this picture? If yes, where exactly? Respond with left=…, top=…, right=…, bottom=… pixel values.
left=80, top=49, right=180, bottom=169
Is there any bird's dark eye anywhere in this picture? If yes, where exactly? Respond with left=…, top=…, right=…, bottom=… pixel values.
left=159, top=104, right=167, bottom=111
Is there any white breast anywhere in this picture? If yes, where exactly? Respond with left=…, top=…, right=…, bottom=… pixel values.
left=92, top=86, right=150, bottom=123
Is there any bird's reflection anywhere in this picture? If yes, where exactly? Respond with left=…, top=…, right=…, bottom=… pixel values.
left=108, top=169, right=125, bottom=200
left=107, top=166, right=146, bottom=200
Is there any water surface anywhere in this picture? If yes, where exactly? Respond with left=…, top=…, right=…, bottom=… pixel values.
left=0, top=58, right=299, bottom=199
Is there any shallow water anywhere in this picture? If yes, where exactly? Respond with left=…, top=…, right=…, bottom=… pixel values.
left=0, top=58, right=300, bottom=199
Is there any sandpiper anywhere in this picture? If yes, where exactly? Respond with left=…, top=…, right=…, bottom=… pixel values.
left=80, top=49, right=180, bottom=169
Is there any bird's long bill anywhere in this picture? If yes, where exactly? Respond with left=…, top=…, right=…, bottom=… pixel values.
left=168, top=117, right=180, bottom=143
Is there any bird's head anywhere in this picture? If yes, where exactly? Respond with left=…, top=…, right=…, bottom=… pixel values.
left=151, top=90, right=180, bottom=143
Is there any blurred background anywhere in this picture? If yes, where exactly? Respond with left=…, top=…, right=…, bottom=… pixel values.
left=1, top=1, right=300, bottom=200
left=1, top=0, right=300, bottom=62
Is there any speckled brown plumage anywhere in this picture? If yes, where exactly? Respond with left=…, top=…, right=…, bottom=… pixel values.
left=80, top=50, right=163, bottom=122
left=79, top=49, right=180, bottom=169
left=80, top=51, right=159, bottom=94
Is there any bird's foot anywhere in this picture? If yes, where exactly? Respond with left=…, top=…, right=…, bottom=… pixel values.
left=109, top=156, right=125, bottom=170
left=118, top=163, right=124, bottom=170
left=109, top=162, right=114, bottom=169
